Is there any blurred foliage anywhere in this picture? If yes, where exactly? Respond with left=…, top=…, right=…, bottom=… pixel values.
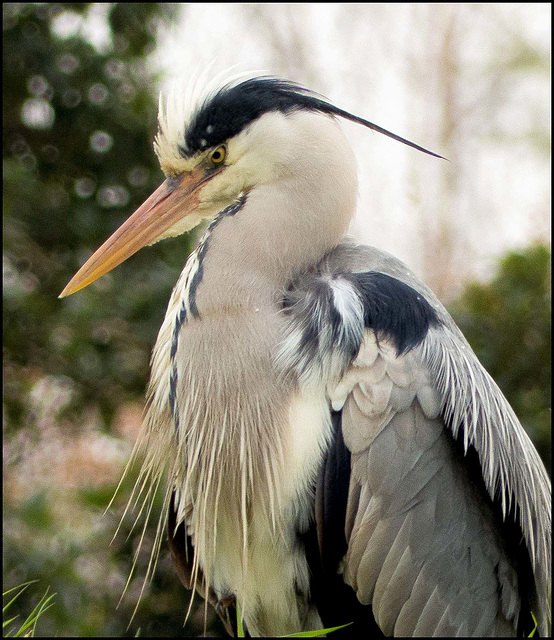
left=3, top=3, right=224, bottom=637
left=2, top=4, right=550, bottom=639
left=449, top=244, right=551, bottom=474
left=3, top=2, right=193, bottom=431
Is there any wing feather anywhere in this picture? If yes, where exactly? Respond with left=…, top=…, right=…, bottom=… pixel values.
left=287, top=240, right=550, bottom=636
left=339, top=337, right=524, bottom=636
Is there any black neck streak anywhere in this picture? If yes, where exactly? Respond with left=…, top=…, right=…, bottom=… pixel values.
left=168, top=195, right=248, bottom=432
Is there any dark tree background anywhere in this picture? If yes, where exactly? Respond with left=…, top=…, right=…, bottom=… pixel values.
left=3, top=3, right=550, bottom=637
left=3, top=4, right=225, bottom=636
left=448, top=245, right=551, bottom=475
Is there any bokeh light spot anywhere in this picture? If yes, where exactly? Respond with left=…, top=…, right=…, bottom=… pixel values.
left=97, top=185, right=130, bottom=208
left=57, top=53, right=79, bottom=74
left=127, top=166, right=149, bottom=187
left=28, top=75, right=49, bottom=97
left=75, top=177, right=96, bottom=198
left=88, top=83, right=109, bottom=106
left=21, top=98, right=55, bottom=130
left=89, top=131, right=113, bottom=153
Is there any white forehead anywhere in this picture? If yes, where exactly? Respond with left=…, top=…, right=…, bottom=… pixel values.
left=154, top=67, right=264, bottom=175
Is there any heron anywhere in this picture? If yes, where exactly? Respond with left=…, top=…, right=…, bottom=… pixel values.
left=60, top=73, right=551, bottom=637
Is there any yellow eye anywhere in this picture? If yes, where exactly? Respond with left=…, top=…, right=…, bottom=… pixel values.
left=210, top=145, right=226, bottom=165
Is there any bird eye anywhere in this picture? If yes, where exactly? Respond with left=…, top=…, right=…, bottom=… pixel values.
left=210, top=145, right=226, bottom=165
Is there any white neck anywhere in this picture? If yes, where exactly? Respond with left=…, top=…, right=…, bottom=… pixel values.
left=194, top=112, right=359, bottom=315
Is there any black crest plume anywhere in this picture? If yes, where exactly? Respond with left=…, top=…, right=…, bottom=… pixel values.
left=184, top=76, right=444, bottom=159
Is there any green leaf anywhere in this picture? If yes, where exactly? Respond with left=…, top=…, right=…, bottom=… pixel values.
left=528, top=612, right=537, bottom=637
left=234, top=603, right=352, bottom=640
left=236, top=600, right=245, bottom=637
left=8, top=587, right=55, bottom=638
left=3, top=615, right=19, bottom=630
left=3, top=581, right=37, bottom=615
left=284, top=622, right=353, bottom=637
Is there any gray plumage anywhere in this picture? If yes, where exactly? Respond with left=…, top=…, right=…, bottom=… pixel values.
left=285, top=240, right=551, bottom=635
left=61, top=73, right=551, bottom=637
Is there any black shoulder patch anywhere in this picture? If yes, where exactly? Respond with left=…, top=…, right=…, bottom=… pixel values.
left=281, top=269, right=440, bottom=381
left=348, top=271, right=439, bottom=355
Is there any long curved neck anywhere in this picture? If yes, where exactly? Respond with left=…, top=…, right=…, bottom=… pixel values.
left=192, top=122, right=359, bottom=315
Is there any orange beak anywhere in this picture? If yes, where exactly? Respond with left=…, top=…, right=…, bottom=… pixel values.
left=60, top=165, right=217, bottom=298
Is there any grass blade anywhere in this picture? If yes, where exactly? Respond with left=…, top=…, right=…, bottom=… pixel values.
left=528, top=612, right=537, bottom=638
left=3, top=582, right=37, bottom=616
left=6, top=587, right=56, bottom=638
left=284, top=622, right=353, bottom=637
left=236, top=600, right=245, bottom=637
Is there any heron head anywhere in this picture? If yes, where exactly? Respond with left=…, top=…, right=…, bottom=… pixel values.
left=60, top=74, right=441, bottom=298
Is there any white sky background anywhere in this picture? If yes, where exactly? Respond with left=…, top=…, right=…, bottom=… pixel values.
left=147, top=3, right=550, bottom=298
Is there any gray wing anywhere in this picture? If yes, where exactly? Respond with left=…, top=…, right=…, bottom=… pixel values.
left=283, top=239, right=551, bottom=636
left=338, top=333, right=524, bottom=636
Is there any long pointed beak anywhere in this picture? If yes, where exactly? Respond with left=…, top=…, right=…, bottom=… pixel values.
left=60, top=165, right=215, bottom=298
